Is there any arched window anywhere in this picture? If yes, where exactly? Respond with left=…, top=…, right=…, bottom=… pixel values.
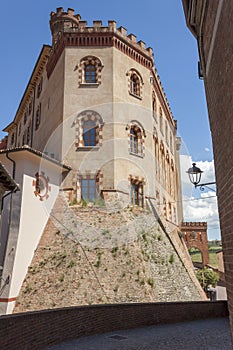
left=130, top=176, right=145, bottom=208
left=85, top=64, right=96, bottom=83
left=130, top=126, right=143, bottom=155
left=78, top=56, right=103, bottom=86
left=130, top=73, right=140, bottom=96
left=127, top=69, right=143, bottom=98
left=83, top=119, right=97, bottom=146
left=159, top=107, right=163, bottom=135
left=75, top=110, right=104, bottom=149
left=152, top=92, right=157, bottom=121
left=126, top=120, right=145, bottom=157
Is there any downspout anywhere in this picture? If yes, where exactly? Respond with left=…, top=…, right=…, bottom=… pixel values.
left=30, top=83, right=36, bottom=148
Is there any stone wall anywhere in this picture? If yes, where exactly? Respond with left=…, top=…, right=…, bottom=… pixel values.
left=14, top=195, right=204, bottom=313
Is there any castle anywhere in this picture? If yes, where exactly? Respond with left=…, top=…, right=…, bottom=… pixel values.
left=0, top=8, right=205, bottom=314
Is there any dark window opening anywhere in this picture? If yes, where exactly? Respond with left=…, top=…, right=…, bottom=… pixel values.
left=130, top=74, right=140, bottom=96
left=83, top=120, right=97, bottom=146
left=81, top=178, right=97, bottom=201
left=131, top=180, right=143, bottom=207
left=85, top=64, right=96, bottom=83
left=130, top=127, right=142, bottom=155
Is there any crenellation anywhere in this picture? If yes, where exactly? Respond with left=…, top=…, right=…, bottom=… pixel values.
left=108, top=20, right=116, bottom=30
left=182, top=222, right=207, bottom=227
left=128, top=33, right=137, bottom=42
left=67, top=8, right=75, bottom=16
left=93, top=20, right=102, bottom=27
left=147, top=47, right=153, bottom=56
left=79, top=21, right=87, bottom=28
left=56, top=7, right=64, bottom=15
left=137, top=40, right=146, bottom=49
left=118, top=26, right=127, bottom=36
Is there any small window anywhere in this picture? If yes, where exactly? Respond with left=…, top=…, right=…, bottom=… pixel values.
left=11, top=133, right=15, bottom=145
left=81, top=178, right=97, bottom=201
left=79, top=56, right=103, bottom=86
left=130, top=126, right=142, bottom=155
left=35, top=104, right=41, bottom=131
left=18, top=122, right=21, bottom=136
left=23, top=113, right=27, bottom=125
left=37, top=77, right=43, bottom=98
left=28, top=100, right=33, bottom=115
left=83, top=120, right=97, bottom=146
left=127, top=69, right=143, bottom=98
left=159, top=108, right=163, bottom=135
left=85, top=64, right=96, bottom=83
left=130, top=73, right=140, bottom=96
left=165, top=122, right=168, bottom=145
left=152, top=94, right=157, bottom=121
left=26, top=125, right=31, bottom=144
left=131, top=180, right=144, bottom=207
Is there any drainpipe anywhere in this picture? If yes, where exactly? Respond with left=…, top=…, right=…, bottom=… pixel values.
left=30, top=84, right=36, bottom=148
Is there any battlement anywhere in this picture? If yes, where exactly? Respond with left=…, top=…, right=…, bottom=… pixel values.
left=50, top=7, right=81, bottom=24
left=49, top=8, right=153, bottom=58
left=182, top=222, right=207, bottom=227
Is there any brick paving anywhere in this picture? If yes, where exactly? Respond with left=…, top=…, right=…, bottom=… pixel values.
left=46, top=317, right=231, bottom=350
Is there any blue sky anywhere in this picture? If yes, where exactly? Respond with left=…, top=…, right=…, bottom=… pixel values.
left=0, top=1, right=219, bottom=238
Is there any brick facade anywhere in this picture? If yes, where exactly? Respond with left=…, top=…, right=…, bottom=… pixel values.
left=181, top=222, right=209, bottom=266
left=182, top=0, right=233, bottom=341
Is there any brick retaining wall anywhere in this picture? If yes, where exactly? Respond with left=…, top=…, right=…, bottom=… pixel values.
left=0, top=301, right=228, bottom=349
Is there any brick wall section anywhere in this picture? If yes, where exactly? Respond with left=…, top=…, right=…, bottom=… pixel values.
left=183, top=0, right=233, bottom=341
left=0, top=301, right=228, bottom=350
left=202, top=0, right=233, bottom=338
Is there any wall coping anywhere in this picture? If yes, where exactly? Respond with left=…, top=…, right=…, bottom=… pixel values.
left=0, top=301, right=228, bottom=349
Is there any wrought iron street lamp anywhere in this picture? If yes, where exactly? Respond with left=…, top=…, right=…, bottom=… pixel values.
left=186, top=163, right=216, bottom=191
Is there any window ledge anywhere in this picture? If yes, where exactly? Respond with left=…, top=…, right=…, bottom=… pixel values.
left=129, top=92, right=142, bottom=100
left=77, top=146, right=100, bottom=151
left=130, top=151, right=144, bottom=158
left=79, top=83, right=99, bottom=88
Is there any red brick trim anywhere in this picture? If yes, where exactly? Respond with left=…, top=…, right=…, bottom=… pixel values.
left=75, top=110, right=104, bottom=148
left=47, top=32, right=153, bottom=78
left=0, top=297, right=16, bottom=303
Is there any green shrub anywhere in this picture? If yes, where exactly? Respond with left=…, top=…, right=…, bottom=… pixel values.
left=169, top=254, right=174, bottom=264
left=196, top=268, right=219, bottom=289
left=147, top=277, right=155, bottom=288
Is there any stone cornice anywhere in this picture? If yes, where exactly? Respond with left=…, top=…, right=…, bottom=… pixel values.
left=47, top=30, right=154, bottom=78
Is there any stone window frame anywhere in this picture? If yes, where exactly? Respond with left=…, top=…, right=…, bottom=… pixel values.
left=37, top=77, right=43, bottom=98
left=152, top=91, right=157, bottom=122
left=35, top=103, right=41, bottom=131
left=128, top=175, right=146, bottom=208
left=126, top=120, right=146, bottom=158
left=10, top=132, right=15, bottom=146
left=78, top=56, right=103, bottom=87
left=77, top=170, right=103, bottom=202
left=127, top=68, right=143, bottom=99
left=153, top=127, right=159, bottom=177
left=26, top=123, right=31, bottom=145
left=159, top=107, right=164, bottom=135
left=75, top=110, right=104, bottom=150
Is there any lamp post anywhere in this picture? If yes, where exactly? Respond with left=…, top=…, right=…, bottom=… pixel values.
left=186, top=163, right=216, bottom=192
